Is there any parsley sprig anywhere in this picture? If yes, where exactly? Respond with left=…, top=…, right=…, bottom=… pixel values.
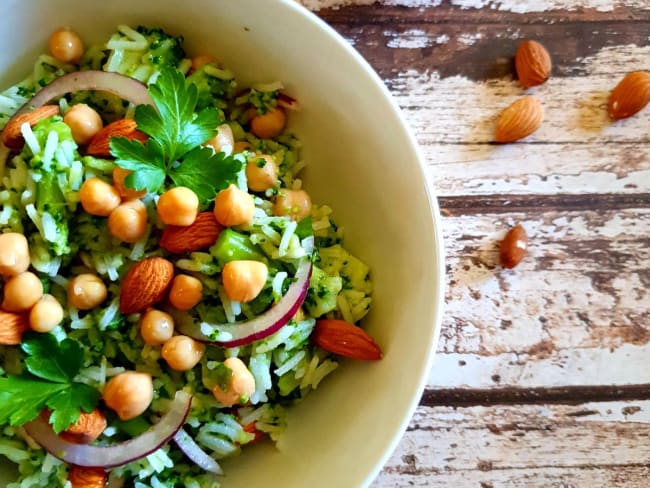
left=110, top=69, right=243, bottom=203
left=0, top=333, right=100, bottom=433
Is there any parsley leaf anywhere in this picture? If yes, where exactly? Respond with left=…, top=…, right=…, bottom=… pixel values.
left=136, top=69, right=219, bottom=162
left=170, top=147, right=244, bottom=203
left=110, top=69, right=243, bottom=201
left=0, top=333, right=100, bottom=433
left=110, top=137, right=166, bottom=192
left=47, top=384, right=100, bottom=433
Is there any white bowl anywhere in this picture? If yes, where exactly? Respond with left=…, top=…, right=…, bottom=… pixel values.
left=0, top=1, right=445, bottom=486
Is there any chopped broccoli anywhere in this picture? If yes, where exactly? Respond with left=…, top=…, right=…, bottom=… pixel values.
left=136, top=26, right=185, bottom=70
left=187, top=64, right=237, bottom=111
left=303, top=265, right=342, bottom=318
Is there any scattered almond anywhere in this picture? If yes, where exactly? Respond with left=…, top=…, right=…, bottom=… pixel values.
left=120, top=257, right=174, bottom=314
left=59, top=408, right=107, bottom=444
left=68, top=466, right=107, bottom=488
left=312, top=319, right=382, bottom=361
left=86, top=119, right=148, bottom=157
left=515, top=40, right=552, bottom=88
left=495, top=96, right=544, bottom=143
left=2, top=105, right=60, bottom=150
left=607, top=70, right=650, bottom=120
left=160, top=212, right=223, bottom=254
left=0, top=310, right=29, bottom=345
left=500, top=224, right=528, bottom=269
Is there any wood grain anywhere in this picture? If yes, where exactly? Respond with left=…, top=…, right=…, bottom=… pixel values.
left=373, top=401, right=650, bottom=486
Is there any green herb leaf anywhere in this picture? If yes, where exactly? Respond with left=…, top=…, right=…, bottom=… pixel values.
left=22, top=334, right=83, bottom=383
left=0, top=333, right=100, bottom=432
left=110, top=137, right=166, bottom=193
left=110, top=68, right=237, bottom=202
left=295, top=216, right=313, bottom=240
left=46, top=383, right=100, bottom=433
left=0, top=377, right=66, bottom=426
left=170, top=147, right=244, bottom=203
left=135, top=69, right=220, bottom=162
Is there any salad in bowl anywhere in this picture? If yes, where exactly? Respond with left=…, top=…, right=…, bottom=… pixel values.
left=0, top=25, right=380, bottom=488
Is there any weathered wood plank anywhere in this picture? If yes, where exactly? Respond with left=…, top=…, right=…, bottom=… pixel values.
left=373, top=401, right=650, bottom=487
left=429, top=144, right=650, bottom=196
left=430, top=207, right=650, bottom=388
left=307, top=0, right=650, bottom=16
left=376, top=465, right=650, bottom=487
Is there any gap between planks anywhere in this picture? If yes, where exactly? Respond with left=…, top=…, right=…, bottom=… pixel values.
left=439, top=193, right=650, bottom=215
left=420, top=383, right=650, bottom=407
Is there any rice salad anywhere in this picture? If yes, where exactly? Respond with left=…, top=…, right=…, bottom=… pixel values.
left=0, top=25, right=380, bottom=488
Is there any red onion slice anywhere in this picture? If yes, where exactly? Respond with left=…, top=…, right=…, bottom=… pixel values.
left=23, top=391, right=192, bottom=468
left=178, top=238, right=314, bottom=347
left=20, top=71, right=153, bottom=115
left=173, top=428, right=223, bottom=475
left=0, top=71, right=153, bottom=172
left=278, top=92, right=300, bottom=111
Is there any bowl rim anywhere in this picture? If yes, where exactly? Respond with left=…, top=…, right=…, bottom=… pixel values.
left=280, top=1, right=446, bottom=486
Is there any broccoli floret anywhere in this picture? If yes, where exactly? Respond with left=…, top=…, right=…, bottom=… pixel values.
left=34, top=171, right=70, bottom=256
left=187, top=65, right=237, bottom=111
left=136, top=26, right=185, bottom=70
left=303, top=265, right=342, bottom=318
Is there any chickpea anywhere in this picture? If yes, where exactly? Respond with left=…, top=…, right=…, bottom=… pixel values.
left=213, top=184, right=255, bottom=227
left=157, top=187, right=199, bottom=226
left=29, top=294, right=64, bottom=333
left=246, top=154, right=278, bottom=192
left=191, top=54, right=217, bottom=72
left=169, top=275, right=203, bottom=311
left=68, top=274, right=107, bottom=310
left=2, top=271, right=43, bottom=312
left=250, top=107, right=286, bottom=139
left=232, top=141, right=251, bottom=153
left=103, top=371, right=153, bottom=421
left=113, top=167, right=146, bottom=200
left=63, top=104, right=103, bottom=145
left=161, top=335, right=205, bottom=371
left=221, top=260, right=268, bottom=303
left=211, top=357, right=256, bottom=407
left=140, top=309, right=175, bottom=346
left=108, top=199, right=148, bottom=243
left=205, top=124, right=234, bottom=155
left=0, top=233, right=30, bottom=277
left=273, top=189, right=312, bottom=221
left=79, top=177, right=121, bottom=217
left=49, top=28, right=84, bottom=64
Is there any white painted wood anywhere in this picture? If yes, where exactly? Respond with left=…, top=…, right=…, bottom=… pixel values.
left=373, top=402, right=650, bottom=486
left=299, top=0, right=650, bottom=13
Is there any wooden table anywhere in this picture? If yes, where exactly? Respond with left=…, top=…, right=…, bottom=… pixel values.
left=301, top=1, right=650, bottom=486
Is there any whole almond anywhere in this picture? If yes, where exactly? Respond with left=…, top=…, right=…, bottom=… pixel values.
left=495, top=96, right=544, bottom=143
left=515, top=40, right=552, bottom=88
left=0, top=310, right=29, bottom=345
left=59, top=409, right=107, bottom=444
left=86, top=119, right=148, bottom=157
left=312, top=319, right=382, bottom=361
left=607, top=71, right=650, bottom=120
left=68, top=466, right=107, bottom=488
left=120, top=257, right=174, bottom=314
left=500, top=224, right=528, bottom=269
left=2, top=105, right=60, bottom=150
left=160, top=212, right=223, bottom=254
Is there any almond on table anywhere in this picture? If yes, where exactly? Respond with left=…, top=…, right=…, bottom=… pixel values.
left=607, top=70, right=650, bottom=120
left=515, top=40, right=552, bottom=88
left=495, top=96, right=544, bottom=143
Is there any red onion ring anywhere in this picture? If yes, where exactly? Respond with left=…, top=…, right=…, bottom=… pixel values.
left=0, top=71, right=153, bottom=172
left=23, top=391, right=192, bottom=468
left=173, top=428, right=223, bottom=475
left=278, top=92, right=299, bottom=111
left=178, top=238, right=314, bottom=347
left=20, top=71, right=153, bottom=114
